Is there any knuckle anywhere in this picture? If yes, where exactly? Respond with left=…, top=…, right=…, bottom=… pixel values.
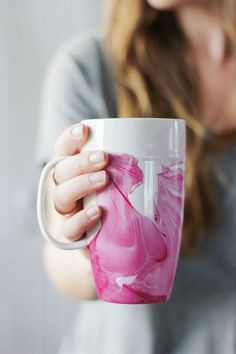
left=53, top=186, right=71, bottom=214
left=72, top=174, right=92, bottom=197
left=62, top=221, right=73, bottom=240
left=72, top=154, right=83, bottom=175
left=53, top=187, right=64, bottom=212
left=62, top=215, right=85, bottom=241
left=71, top=176, right=82, bottom=195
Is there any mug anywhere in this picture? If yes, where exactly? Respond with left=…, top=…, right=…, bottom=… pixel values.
left=37, top=118, right=186, bottom=304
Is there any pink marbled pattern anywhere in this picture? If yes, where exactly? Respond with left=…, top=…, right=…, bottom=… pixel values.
left=153, top=159, right=185, bottom=300
left=88, top=153, right=185, bottom=304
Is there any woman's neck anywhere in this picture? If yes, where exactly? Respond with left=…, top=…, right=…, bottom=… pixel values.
left=176, top=4, right=225, bottom=63
left=176, top=4, right=236, bottom=136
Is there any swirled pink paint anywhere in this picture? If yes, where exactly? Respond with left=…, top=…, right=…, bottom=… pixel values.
left=88, top=153, right=185, bottom=304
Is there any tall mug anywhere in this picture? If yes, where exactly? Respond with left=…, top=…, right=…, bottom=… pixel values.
left=37, top=118, right=186, bottom=304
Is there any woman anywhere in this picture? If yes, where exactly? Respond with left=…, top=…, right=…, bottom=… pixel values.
left=36, top=0, right=236, bottom=353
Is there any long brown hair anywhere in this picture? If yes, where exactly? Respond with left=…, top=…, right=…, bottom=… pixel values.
left=105, top=0, right=236, bottom=257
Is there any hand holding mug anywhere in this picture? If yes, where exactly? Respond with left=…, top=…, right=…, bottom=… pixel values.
left=37, top=118, right=186, bottom=304
left=52, top=123, right=109, bottom=244
left=38, top=123, right=110, bottom=251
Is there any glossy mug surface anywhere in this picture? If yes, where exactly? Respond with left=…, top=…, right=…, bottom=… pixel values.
left=37, top=118, right=186, bottom=304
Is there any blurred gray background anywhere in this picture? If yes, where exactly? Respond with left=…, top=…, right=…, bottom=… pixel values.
left=1, top=1, right=101, bottom=353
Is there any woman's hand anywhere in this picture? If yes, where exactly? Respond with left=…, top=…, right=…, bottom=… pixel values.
left=52, top=122, right=109, bottom=247
left=42, top=122, right=107, bottom=300
left=44, top=124, right=108, bottom=300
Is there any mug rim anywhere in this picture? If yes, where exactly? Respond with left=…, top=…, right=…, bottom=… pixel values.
left=82, top=117, right=186, bottom=123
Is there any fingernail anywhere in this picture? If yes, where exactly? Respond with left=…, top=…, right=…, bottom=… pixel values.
left=86, top=205, right=100, bottom=218
left=71, top=124, right=83, bottom=138
left=89, top=151, right=104, bottom=164
left=89, top=171, right=106, bottom=183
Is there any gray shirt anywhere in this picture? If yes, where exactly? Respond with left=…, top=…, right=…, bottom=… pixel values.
left=36, top=33, right=236, bottom=354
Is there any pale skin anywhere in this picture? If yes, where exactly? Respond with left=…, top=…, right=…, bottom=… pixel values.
left=44, top=0, right=236, bottom=301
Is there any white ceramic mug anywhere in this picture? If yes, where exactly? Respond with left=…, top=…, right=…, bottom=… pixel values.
left=37, top=118, right=186, bottom=304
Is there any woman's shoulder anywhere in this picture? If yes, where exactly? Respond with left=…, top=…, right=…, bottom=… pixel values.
left=49, top=31, right=110, bottom=81
left=46, top=31, right=116, bottom=115
left=42, top=31, right=117, bottom=119
left=63, top=31, right=103, bottom=57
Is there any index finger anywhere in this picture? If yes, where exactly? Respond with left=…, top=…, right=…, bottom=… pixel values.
left=54, top=123, right=89, bottom=156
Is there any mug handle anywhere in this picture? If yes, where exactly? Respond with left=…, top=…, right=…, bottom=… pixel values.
left=37, top=157, right=92, bottom=250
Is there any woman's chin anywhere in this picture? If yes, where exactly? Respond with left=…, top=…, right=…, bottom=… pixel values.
left=146, top=0, right=190, bottom=10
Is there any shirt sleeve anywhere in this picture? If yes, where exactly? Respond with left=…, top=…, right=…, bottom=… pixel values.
left=35, top=34, right=105, bottom=168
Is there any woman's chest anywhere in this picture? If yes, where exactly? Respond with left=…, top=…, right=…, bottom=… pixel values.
left=203, top=149, right=236, bottom=274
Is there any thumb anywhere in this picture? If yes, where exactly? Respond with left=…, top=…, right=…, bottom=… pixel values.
left=54, top=123, right=89, bottom=156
